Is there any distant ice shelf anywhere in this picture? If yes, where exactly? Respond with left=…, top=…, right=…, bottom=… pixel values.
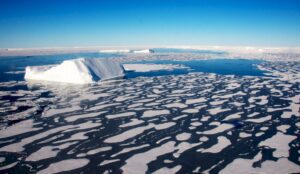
left=99, top=49, right=131, bottom=53
left=24, top=58, right=125, bottom=84
left=99, top=49, right=154, bottom=54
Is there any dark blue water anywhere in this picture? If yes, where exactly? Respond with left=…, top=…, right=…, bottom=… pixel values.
left=0, top=53, right=265, bottom=82
left=152, top=48, right=226, bottom=54
left=125, top=59, right=265, bottom=78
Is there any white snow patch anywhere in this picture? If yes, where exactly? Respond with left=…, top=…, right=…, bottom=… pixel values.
left=208, top=107, right=230, bottom=115
left=87, top=146, right=112, bottom=155
left=176, top=132, right=191, bottom=141
left=201, top=136, right=231, bottom=153
left=111, top=144, right=149, bottom=157
left=259, top=132, right=296, bottom=158
left=26, top=142, right=76, bottom=162
left=220, top=152, right=300, bottom=174
left=120, top=119, right=144, bottom=128
left=104, top=124, right=155, bottom=143
left=164, top=103, right=187, bottom=108
left=65, top=111, right=106, bottom=122
left=0, top=119, right=42, bottom=139
left=106, top=112, right=136, bottom=119
left=223, top=112, right=242, bottom=121
left=246, top=115, right=272, bottom=123
left=277, top=125, right=290, bottom=133
left=202, top=124, right=234, bottom=135
left=37, top=159, right=89, bottom=174
left=239, top=132, right=252, bottom=138
left=121, top=141, right=176, bottom=174
left=182, top=108, right=199, bottom=113
left=153, top=165, right=182, bottom=174
left=142, top=110, right=170, bottom=118
left=155, top=122, right=176, bottom=130
left=99, top=159, right=120, bottom=166
left=185, top=97, right=206, bottom=105
left=199, top=136, right=209, bottom=142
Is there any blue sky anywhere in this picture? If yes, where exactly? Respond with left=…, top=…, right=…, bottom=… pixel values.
left=0, top=0, right=299, bottom=48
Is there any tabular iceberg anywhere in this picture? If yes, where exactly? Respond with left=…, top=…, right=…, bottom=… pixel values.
left=25, top=58, right=125, bottom=84
left=133, top=49, right=154, bottom=53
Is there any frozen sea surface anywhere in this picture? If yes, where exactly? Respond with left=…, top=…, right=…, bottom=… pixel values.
left=0, top=51, right=300, bottom=174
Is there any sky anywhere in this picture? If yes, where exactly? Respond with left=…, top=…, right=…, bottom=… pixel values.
left=0, top=0, right=299, bottom=48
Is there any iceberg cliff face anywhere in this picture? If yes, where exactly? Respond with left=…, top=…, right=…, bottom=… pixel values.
left=25, top=58, right=125, bottom=84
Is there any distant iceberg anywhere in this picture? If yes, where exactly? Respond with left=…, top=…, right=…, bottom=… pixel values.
left=25, top=58, right=125, bottom=84
left=132, top=49, right=155, bottom=54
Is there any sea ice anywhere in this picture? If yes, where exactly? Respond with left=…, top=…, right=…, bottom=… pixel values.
left=220, top=152, right=300, bottom=174
left=201, top=136, right=231, bottom=153
left=142, top=109, right=170, bottom=118
left=37, top=159, right=89, bottom=174
left=245, top=115, right=272, bottom=123
left=176, top=132, right=191, bottom=141
left=259, top=132, right=296, bottom=158
left=121, top=141, right=176, bottom=174
left=201, top=124, right=234, bottom=135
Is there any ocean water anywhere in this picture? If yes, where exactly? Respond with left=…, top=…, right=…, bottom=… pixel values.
left=125, top=59, right=265, bottom=78
left=0, top=53, right=264, bottom=83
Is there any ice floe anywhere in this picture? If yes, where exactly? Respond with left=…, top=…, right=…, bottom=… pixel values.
left=259, top=132, right=296, bottom=158
left=37, top=159, right=89, bottom=174
left=142, top=109, right=170, bottom=118
left=201, top=136, right=231, bottom=153
left=202, top=124, right=234, bottom=135
left=220, top=152, right=300, bottom=174
left=121, top=141, right=176, bottom=174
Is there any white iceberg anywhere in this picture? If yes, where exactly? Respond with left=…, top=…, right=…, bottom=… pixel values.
left=25, top=58, right=125, bottom=84
left=132, top=49, right=154, bottom=54
left=123, top=63, right=188, bottom=72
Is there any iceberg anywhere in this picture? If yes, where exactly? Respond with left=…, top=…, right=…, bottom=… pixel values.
left=132, top=49, right=154, bottom=54
left=25, top=58, right=125, bottom=84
